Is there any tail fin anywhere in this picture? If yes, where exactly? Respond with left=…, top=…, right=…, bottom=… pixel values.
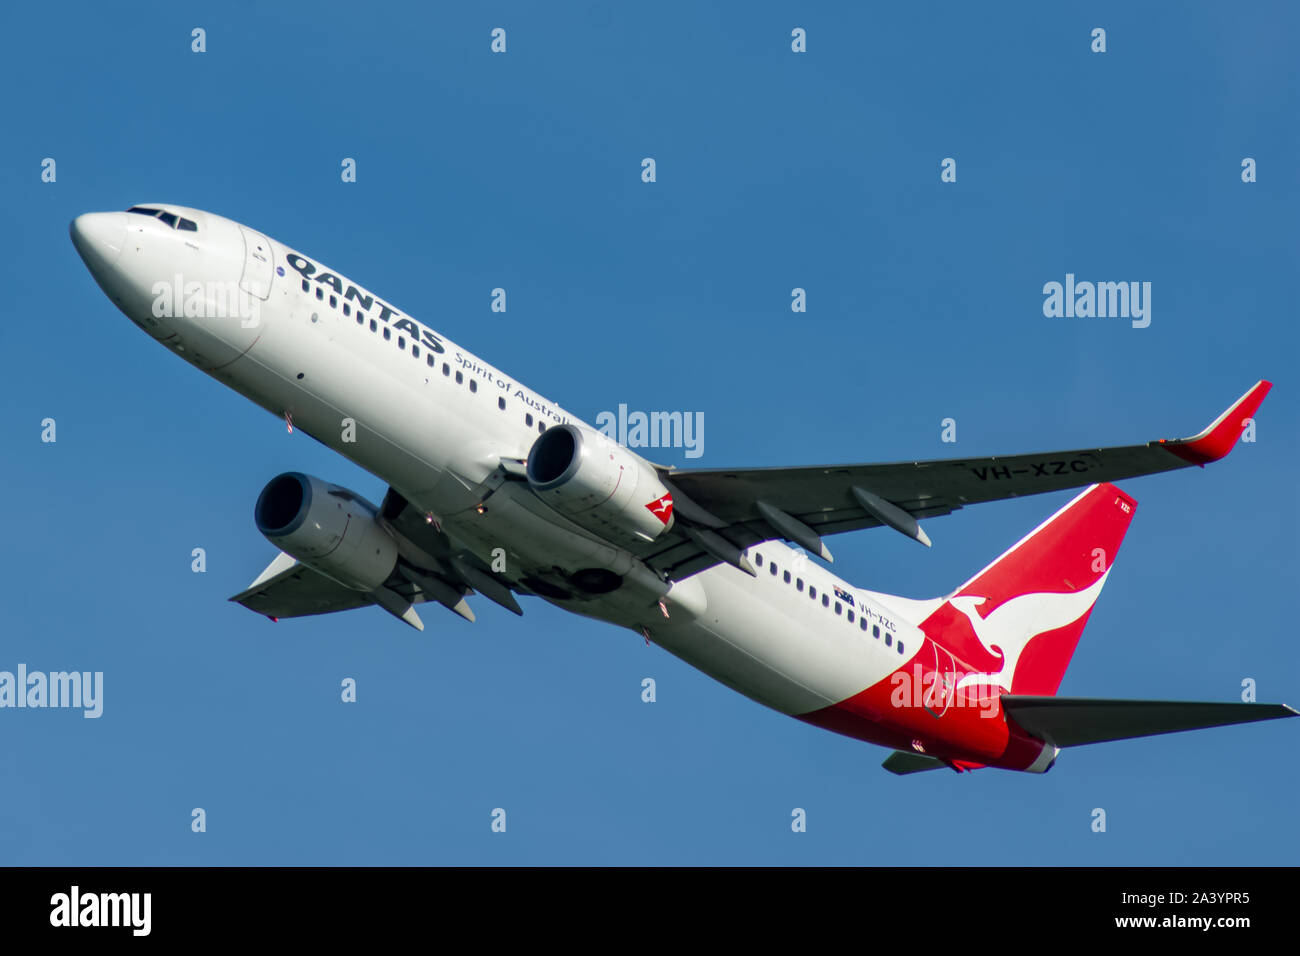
left=915, top=483, right=1136, bottom=695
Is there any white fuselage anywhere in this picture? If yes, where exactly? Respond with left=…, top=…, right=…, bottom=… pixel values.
left=74, top=205, right=927, bottom=724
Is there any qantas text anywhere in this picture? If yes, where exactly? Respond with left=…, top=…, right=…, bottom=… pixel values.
left=285, top=252, right=446, bottom=355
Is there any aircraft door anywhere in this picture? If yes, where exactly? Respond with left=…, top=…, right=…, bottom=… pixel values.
left=239, top=226, right=274, bottom=300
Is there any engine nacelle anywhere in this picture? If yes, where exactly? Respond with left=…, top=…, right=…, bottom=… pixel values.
left=254, top=472, right=398, bottom=592
left=526, top=424, right=675, bottom=547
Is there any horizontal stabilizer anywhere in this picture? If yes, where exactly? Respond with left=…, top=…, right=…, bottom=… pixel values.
left=1002, top=695, right=1298, bottom=748
left=882, top=751, right=949, bottom=775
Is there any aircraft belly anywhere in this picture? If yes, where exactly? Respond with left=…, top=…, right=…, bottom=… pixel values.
left=643, top=565, right=914, bottom=718
left=222, top=319, right=449, bottom=494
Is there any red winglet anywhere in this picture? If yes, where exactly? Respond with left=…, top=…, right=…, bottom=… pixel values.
left=1159, top=380, right=1271, bottom=466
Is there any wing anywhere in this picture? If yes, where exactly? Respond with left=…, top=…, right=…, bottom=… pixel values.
left=638, top=381, right=1270, bottom=579
left=230, top=550, right=410, bottom=619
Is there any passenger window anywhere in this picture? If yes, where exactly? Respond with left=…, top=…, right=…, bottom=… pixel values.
left=329, top=295, right=337, bottom=308
left=455, top=371, right=463, bottom=384
left=834, top=602, right=841, bottom=615
left=796, top=578, right=803, bottom=592
left=383, top=328, right=391, bottom=340
left=427, top=355, right=435, bottom=367
left=809, top=586, right=816, bottom=599
left=301, top=280, right=310, bottom=293
left=412, top=345, right=420, bottom=358
left=443, top=364, right=450, bottom=376
left=821, top=594, right=829, bottom=607
left=847, top=610, right=854, bottom=623
left=755, top=554, right=763, bottom=568
left=525, top=414, right=533, bottom=427
left=872, top=625, right=880, bottom=638
left=897, top=641, right=904, bottom=654
left=316, top=288, right=324, bottom=301
left=469, top=380, right=477, bottom=393
left=498, top=396, right=506, bottom=410
left=369, top=320, right=377, bottom=332
left=769, top=563, right=777, bottom=576
left=538, top=422, right=545, bottom=433
left=885, top=633, right=892, bottom=647
left=783, top=571, right=791, bottom=584
left=398, top=337, right=405, bottom=349
left=860, top=618, right=868, bottom=631
left=343, top=304, right=351, bottom=316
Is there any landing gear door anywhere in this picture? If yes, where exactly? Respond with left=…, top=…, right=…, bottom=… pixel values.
left=239, top=226, right=274, bottom=300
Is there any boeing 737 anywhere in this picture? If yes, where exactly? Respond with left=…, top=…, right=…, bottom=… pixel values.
left=70, top=204, right=1295, bottom=774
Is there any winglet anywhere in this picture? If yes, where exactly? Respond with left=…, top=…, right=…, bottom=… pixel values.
left=1158, top=380, right=1270, bottom=466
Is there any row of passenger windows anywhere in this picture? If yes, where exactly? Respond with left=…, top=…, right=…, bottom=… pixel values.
left=301, top=278, right=548, bottom=435
left=126, top=206, right=198, bottom=231
left=752, top=552, right=904, bottom=653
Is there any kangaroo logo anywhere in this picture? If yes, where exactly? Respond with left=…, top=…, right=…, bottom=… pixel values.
left=645, top=493, right=674, bottom=525
left=952, top=572, right=1110, bottom=692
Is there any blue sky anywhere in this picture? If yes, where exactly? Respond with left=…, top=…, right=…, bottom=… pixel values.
left=1, top=2, right=1296, bottom=864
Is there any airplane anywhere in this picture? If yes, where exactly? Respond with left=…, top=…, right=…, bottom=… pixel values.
left=69, top=203, right=1296, bottom=775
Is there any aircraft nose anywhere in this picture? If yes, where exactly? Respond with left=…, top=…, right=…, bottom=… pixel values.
left=70, top=212, right=128, bottom=270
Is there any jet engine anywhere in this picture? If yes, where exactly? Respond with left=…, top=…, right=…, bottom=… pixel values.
left=254, top=472, right=398, bottom=591
left=525, top=424, right=675, bottom=546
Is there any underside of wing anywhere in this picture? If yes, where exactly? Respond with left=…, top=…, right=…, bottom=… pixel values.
left=229, top=551, right=469, bottom=630
left=633, top=381, right=1269, bottom=579
left=229, top=552, right=379, bottom=619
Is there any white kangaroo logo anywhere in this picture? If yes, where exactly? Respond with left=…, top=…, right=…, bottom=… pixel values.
left=952, top=571, right=1110, bottom=692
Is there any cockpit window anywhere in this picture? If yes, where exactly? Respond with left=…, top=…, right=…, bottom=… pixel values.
left=125, top=206, right=198, bottom=231
left=124, top=206, right=197, bottom=231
